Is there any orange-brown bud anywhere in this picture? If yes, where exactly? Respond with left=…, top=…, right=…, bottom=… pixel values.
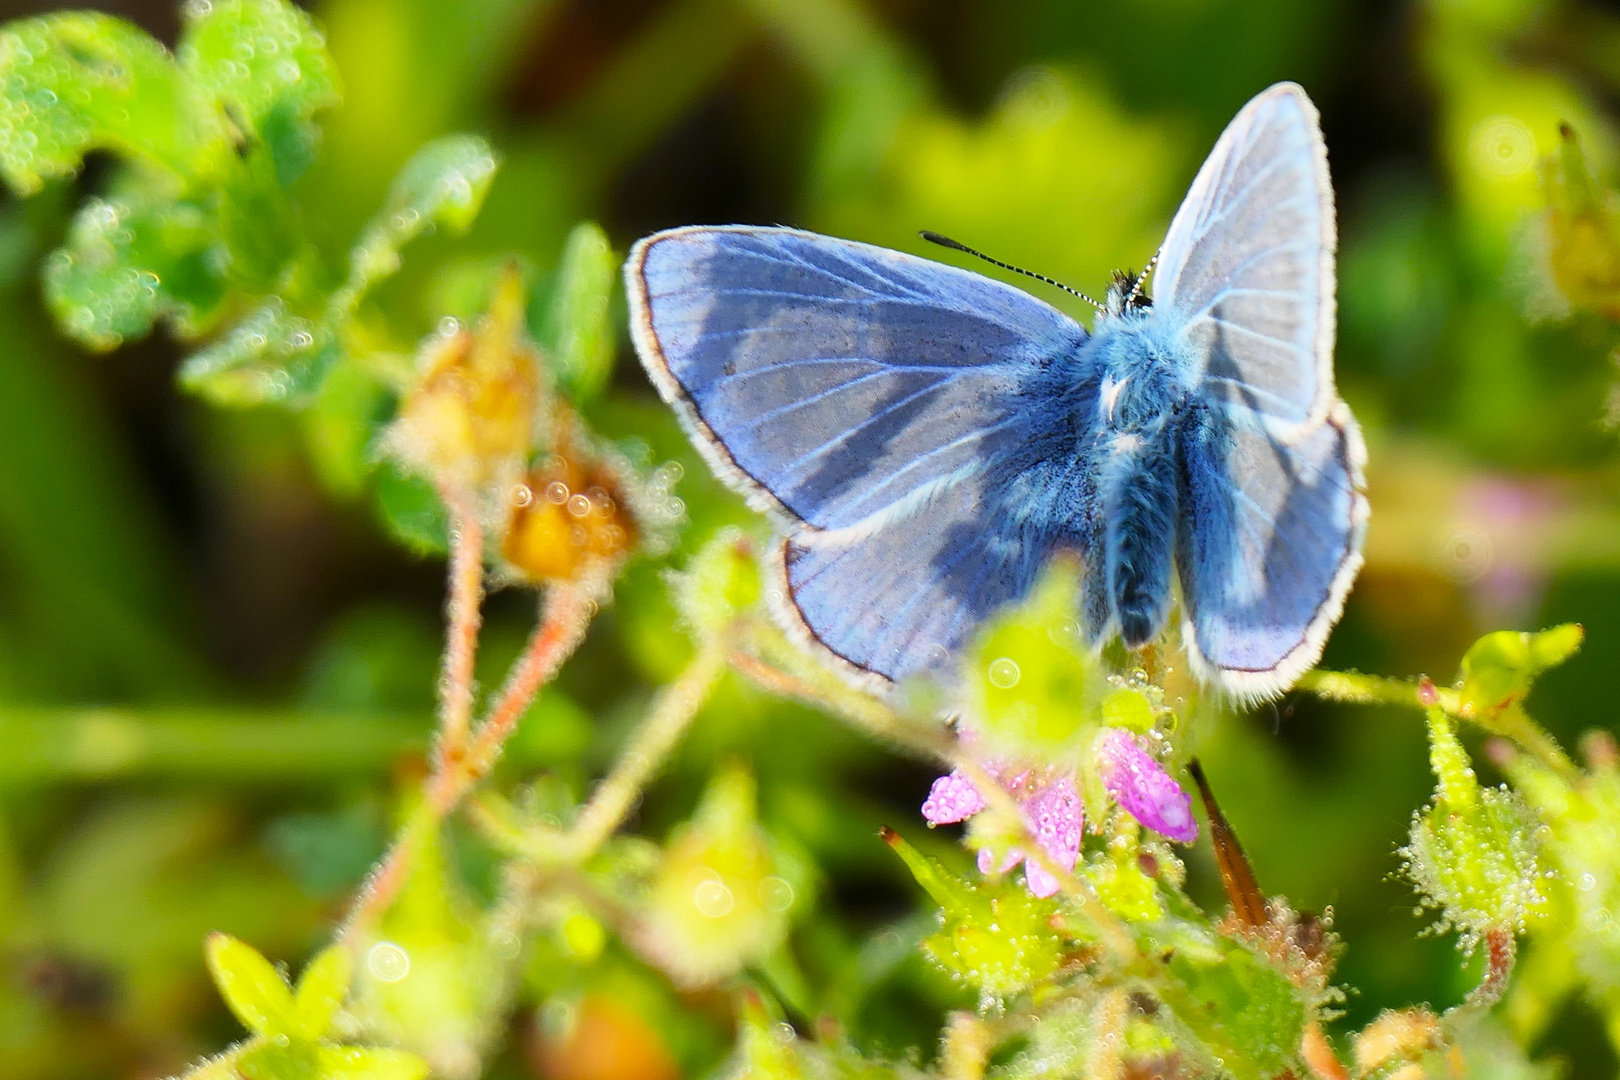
left=386, top=265, right=539, bottom=494
left=502, top=429, right=639, bottom=584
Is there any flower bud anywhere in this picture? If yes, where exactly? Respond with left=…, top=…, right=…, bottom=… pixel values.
left=632, top=764, right=798, bottom=987
left=668, top=528, right=762, bottom=640
left=501, top=429, right=639, bottom=584
left=1094, top=728, right=1196, bottom=844
left=1402, top=712, right=1547, bottom=948
left=385, top=266, right=539, bottom=496
left=1456, top=624, right=1582, bottom=720
left=964, top=559, right=1097, bottom=762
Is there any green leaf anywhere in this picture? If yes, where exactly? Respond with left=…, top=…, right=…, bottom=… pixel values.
left=537, top=221, right=617, bottom=403
left=374, top=463, right=449, bottom=555
left=178, top=0, right=339, bottom=182
left=882, top=827, right=1067, bottom=998
left=178, top=296, right=333, bottom=406
left=1457, top=624, right=1583, bottom=719
left=964, top=557, right=1097, bottom=761
left=206, top=932, right=299, bottom=1037
left=43, top=193, right=226, bottom=350
left=312, top=1046, right=430, bottom=1080
left=305, top=359, right=395, bottom=498
left=292, top=943, right=353, bottom=1041
left=331, top=135, right=499, bottom=320
left=1147, top=924, right=1307, bottom=1080
left=239, top=1040, right=319, bottom=1080
left=0, top=13, right=221, bottom=193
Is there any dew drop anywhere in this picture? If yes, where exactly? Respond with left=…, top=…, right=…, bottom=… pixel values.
left=758, top=876, right=795, bottom=912
left=692, top=878, right=735, bottom=918
left=366, top=941, right=411, bottom=982
left=545, top=481, right=570, bottom=504
left=567, top=493, right=592, bottom=518
left=987, top=657, right=1021, bottom=688
left=512, top=484, right=534, bottom=507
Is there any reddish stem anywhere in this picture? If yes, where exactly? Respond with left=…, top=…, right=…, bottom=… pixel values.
left=434, top=487, right=485, bottom=771
left=346, top=580, right=599, bottom=939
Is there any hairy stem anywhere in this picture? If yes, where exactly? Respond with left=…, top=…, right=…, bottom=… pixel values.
left=435, top=486, right=485, bottom=771
left=345, top=579, right=601, bottom=939
left=1301, top=669, right=1576, bottom=780
left=560, top=641, right=726, bottom=861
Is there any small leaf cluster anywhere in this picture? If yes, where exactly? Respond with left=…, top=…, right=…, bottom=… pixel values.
left=196, top=934, right=426, bottom=1080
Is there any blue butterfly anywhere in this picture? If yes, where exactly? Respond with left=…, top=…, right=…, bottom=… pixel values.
left=625, top=82, right=1368, bottom=703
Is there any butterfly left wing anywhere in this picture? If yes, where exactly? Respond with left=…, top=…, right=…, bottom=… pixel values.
left=1175, top=403, right=1368, bottom=703
left=626, top=225, right=1088, bottom=684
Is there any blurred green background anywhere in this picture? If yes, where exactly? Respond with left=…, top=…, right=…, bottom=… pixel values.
left=1, top=0, right=1619, bottom=1076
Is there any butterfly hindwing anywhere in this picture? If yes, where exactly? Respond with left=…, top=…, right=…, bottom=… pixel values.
left=1153, top=82, right=1336, bottom=435
left=1175, top=402, right=1368, bottom=702
left=627, top=225, right=1088, bottom=683
left=628, top=226, right=1084, bottom=533
left=776, top=463, right=1062, bottom=683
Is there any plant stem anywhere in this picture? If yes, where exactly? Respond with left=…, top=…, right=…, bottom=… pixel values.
left=435, top=486, right=485, bottom=771
left=345, top=579, right=600, bottom=939
left=1301, top=669, right=1578, bottom=780
left=560, top=641, right=726, bottom=861
left=1482, top=705, right=1580, bottom=782
left=434, top=577, right=604, bottom=811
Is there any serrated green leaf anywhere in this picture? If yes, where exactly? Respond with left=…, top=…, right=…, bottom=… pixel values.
left=0, top=13, right=222, bottom=193
left=538, top=221, right=616, bottom=403
left=883, top=828, right=1067, bottom=998
left=331, top=135, right=499, bottom=320
left=292, top=943, right=353, bottom=1041
left=206, top=933, right=299, bottom=1038
left=43, top=193, right=227, bottom=349
left=1147, top=925, right=1306, bottom=1080
left=313, top=1046, right=430, bottom=1080
left=179, top=296, right=333, bottom=406
left=178, top=0, right=339, bottom=151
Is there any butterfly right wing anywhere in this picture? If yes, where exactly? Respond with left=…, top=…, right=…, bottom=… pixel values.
left=1152, top=82, right=1336, bottom=436
left=626, top=225, right=1089, bottom=684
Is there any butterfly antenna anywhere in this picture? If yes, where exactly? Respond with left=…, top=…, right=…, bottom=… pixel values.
left=920, top=231, right=1104, bottom=312
left=1126, top=250, right=1159, bottom=308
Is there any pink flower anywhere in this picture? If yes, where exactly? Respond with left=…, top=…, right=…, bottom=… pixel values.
left=1094, top=728, right=1197, bottom=843
left=922, top=768, right=1082, bottom=898
left=922, top=770, right=986, bottom=824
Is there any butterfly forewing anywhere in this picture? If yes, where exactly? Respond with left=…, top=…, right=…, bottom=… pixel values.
left=1152, top=82, right=1336, bottom=435
left=627, top=226, right=1088, bottom=683
left=629, top=227, right=1082, bottom=535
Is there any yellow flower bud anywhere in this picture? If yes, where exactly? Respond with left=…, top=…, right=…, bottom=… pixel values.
left=385, top=266, right=539, bottom=495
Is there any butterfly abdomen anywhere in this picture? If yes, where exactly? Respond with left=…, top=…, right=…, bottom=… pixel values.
left=1094, top=326, right=1187, bottom=649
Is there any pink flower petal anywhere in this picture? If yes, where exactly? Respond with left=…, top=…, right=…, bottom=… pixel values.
left=978, top=845, right=1023, bottom=875
left=922, top=770, right=987, bottom=825
left=1025, top=776, right=1083, bottom=870
left=1023, top=858, right=1060, bottom=898
left=1096, top=728, right=1198, bottom=843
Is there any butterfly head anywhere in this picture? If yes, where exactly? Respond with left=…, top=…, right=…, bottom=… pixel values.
left=1103, top=268, right=1154, bottom=319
